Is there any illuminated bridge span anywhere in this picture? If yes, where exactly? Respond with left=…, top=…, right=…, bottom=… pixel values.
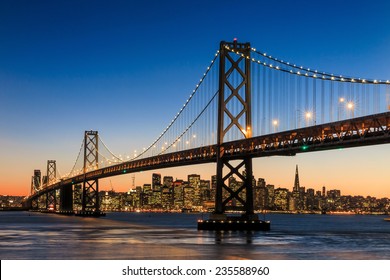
left=26, top=40, right=390, bottom=230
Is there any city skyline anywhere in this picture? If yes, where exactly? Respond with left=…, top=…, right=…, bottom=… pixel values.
left=102, top=165, right=390, bottom=200
left=4, top=166, right=389, bottom=213
left=1, top=0, right=390, bottom=198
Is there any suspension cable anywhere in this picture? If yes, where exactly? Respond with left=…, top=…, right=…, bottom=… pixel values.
left=158, top=90, right=219, bottom=155
left=249, top=47, right=389, bottom=84
left=99, top=137, right=122, bottom=162
left=224, top=45, right=389, bottom=84
left=68, top=139, right=84, bottom=177
left=131, top=50, right=220, bottom=160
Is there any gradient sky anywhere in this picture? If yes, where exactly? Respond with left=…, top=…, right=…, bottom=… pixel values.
left=1, top=0, right=390, bottom=197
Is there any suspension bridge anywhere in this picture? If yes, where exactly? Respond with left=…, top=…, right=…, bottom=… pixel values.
left=25, top=40, right=390, bottom=230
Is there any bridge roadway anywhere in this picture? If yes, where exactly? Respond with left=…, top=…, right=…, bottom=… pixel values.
left=29, top=111, right=390, bottom=201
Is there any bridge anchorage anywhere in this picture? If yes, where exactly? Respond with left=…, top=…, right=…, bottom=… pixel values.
left=198, top=40, right=270, bottom=231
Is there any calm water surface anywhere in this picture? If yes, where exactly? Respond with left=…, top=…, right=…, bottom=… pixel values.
left=1, top=211, right=390, bottom=259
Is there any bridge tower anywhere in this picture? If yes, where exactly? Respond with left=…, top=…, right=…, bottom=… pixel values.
left=45, top=160, right=57, bottom=211
left=198, top=40, right=270, bottom=230
left=77, top=130, right=103, bottom=216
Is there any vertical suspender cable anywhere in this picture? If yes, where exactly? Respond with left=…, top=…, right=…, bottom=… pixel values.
left=321, top=79, right=325, bottom=124
left=262, top=64, right=266, bottom=135
left=330, top=81, right=334, bottom=122
left=313, top=78, right=316, bottom=125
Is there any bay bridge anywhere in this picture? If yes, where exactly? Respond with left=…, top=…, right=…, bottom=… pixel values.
left=25, top=40, right=390, bottom=230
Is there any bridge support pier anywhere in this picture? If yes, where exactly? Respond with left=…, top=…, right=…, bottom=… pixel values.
left=45, top=190, right=56, bottom=211
left=198, top=156, right=270, bottom=231
left=38, top=194, right=46, bottom=211
left=59, top=185, right=74, bottom=215
left=76, top=179, right=105, bottom=216
left=198, top=40, right=270, bottom=231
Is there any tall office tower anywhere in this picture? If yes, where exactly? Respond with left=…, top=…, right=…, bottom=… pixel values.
left=210, top=175, right=217, bottom=201
left=31, top=169, right=42, bottom=194
left=163, top=176, right=173, bottom=188
left=183, top=184, right=195, bottom=209
left=257, top=178, right=266, bottom=188
left=188, top=174, right=201, bottom=206
left=199, top=179, right=211, bottom=202
left=293, top=164, right=300, bottom=192
left=266, top=184, right=275, bottom=210
left=152, top=173, right=161, bottom=189
left=173, top=180, right=184, bottom=209
left=34, top=170, right=41, bottom=189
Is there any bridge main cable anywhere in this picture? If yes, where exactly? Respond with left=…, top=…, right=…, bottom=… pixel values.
left=226, top=45, right=390, bottom=85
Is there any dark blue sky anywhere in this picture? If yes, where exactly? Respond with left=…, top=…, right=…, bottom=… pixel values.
left=1, top=0, right=390, bottom=195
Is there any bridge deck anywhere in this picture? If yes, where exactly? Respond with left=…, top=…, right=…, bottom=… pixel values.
left=28, top=111, right=390, bottom=201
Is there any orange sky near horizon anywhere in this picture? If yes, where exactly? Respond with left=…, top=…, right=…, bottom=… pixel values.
left=1, top=143, right=389, bottom=199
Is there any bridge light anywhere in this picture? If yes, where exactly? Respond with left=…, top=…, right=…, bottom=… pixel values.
left=301, top=145, right=309, bottom=151
left=347, top=102, right=354, bottom=109
left=339, top=97, right=345, bottom=103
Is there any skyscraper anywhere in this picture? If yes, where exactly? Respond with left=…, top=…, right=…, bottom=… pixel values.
left=163, top=176, right=173, bottom=188
left=152, top=173, right=161, bottom=190
left=292, top=165, right=304, bottom=210
left=293, top=164, right=300, bottom=192
left=188, top=174, right=201, bottom=206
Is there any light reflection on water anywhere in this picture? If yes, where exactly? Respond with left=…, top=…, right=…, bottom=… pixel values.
left=1, top=211, right=390, bottom=259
